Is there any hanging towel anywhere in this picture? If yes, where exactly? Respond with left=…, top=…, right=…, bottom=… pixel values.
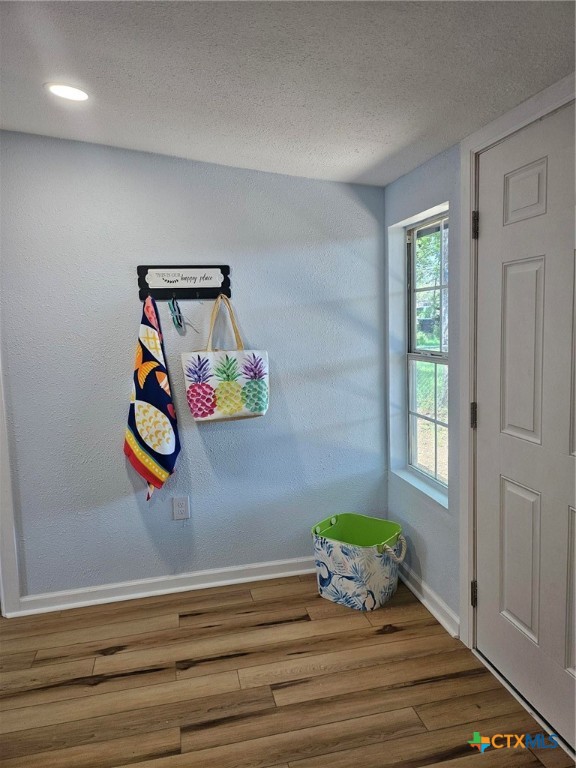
left=124, top=296, right=181, bottom=499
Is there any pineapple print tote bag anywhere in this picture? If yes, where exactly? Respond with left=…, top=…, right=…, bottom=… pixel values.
left=181, top=295, right=269, bottom=422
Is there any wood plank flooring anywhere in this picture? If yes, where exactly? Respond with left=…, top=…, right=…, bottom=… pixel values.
left=0, top=574, right=573, bottom=767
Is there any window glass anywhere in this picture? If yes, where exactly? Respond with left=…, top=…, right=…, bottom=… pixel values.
left=407, top=214, right=449, bottom=486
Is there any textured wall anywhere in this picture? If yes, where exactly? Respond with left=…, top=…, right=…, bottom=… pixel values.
left=0, top=131, right=386, bottom=597
left=384, top=146, right=461, bottom=614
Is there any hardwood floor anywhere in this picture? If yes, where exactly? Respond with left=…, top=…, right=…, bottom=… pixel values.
left=0, top=574, right=573, bottom=767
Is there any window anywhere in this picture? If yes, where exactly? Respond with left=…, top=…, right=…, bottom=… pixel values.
left=407, top=215, right=449, bottom=486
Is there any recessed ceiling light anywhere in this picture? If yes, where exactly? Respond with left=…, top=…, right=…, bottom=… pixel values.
left=44, top=83, right=89, bottom=101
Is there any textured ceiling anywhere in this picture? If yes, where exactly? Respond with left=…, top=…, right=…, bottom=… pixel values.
left=0, top=2, right=574, bottom=186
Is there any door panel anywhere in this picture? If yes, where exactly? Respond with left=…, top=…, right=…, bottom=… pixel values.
left=567, top=506, right=575, bottom=676
left=503, top=156, right=548, bottom=225
left=499, top=477, right=541, bottom=643
left=476, top=103, right=575, bottom=747
left=500, top=257, right=544, bottom=442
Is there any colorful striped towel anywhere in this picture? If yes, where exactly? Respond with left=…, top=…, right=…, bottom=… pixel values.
left=124, top=297, right=181, bottom=499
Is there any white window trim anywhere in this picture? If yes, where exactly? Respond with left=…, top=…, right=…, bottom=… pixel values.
left=387, top=203, right=449, bottom=508
left=392, top=467, right=449, bottom=509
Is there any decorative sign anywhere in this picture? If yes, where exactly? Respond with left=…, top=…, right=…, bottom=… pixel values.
left=137, top=265, right=230, bottom=300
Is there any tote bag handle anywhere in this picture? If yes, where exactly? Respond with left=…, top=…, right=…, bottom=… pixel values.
left=206, top=294, right=245, bottom=352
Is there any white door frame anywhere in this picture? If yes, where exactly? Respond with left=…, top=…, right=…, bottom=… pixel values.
left=458, top=73, right=575, bottom=648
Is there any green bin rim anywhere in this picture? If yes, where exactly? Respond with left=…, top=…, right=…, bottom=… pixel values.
left=311, top=512, right=402, bottom=550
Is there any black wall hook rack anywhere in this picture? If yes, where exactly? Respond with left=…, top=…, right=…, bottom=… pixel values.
left=137, top=265, right=231, bottom=301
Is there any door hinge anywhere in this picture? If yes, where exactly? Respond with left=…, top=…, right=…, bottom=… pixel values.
left=470, top=402, right=478, bottom=430
left=471, top=580, right=478, bottom=608
left=472, top=210, right=479, bottom=240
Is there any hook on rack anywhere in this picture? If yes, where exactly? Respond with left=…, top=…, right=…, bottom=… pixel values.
left=168, top=296, right=184, bottom=329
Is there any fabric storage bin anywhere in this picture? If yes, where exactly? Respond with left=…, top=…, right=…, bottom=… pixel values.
left=311, top=512, right=407, bottom=611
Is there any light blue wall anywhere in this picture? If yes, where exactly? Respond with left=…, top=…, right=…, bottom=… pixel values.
left=384, top=145, right=461, bottom=614
left=0, top=131, right=386, bottom=596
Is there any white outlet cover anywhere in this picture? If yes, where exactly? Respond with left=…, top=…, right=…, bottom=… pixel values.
left=172, top=497, right=190, bottom=520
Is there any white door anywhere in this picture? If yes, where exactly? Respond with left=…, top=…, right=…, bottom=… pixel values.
left=476, top=102, right=575, bottom=747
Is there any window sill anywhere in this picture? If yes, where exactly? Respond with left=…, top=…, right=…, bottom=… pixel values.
left=390, top=468, right=449, bottom=509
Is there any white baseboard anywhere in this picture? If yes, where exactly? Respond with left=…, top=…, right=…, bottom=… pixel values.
left=5, top=556, right=461, bottom=634
left=400, top=565, right=460, bottom=638
left=5, top=556, right=316, bottom=617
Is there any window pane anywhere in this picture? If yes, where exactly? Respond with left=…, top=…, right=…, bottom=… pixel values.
left=409, top=359, right=435, bottom=418
left=437, top=425, right=449, bottom=485
left=410, top=415, right=436, bottom=479
left=407, top=214, right=449, bottom=489
left=441, top=287, right=448, bottom=353
left=415, top=226, right=441, bottom=289
left=436, top=364, right=448, bottom=423
left=415, top=290, right=441, bottom=351
left=441, top=220, right=449, bottom=284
